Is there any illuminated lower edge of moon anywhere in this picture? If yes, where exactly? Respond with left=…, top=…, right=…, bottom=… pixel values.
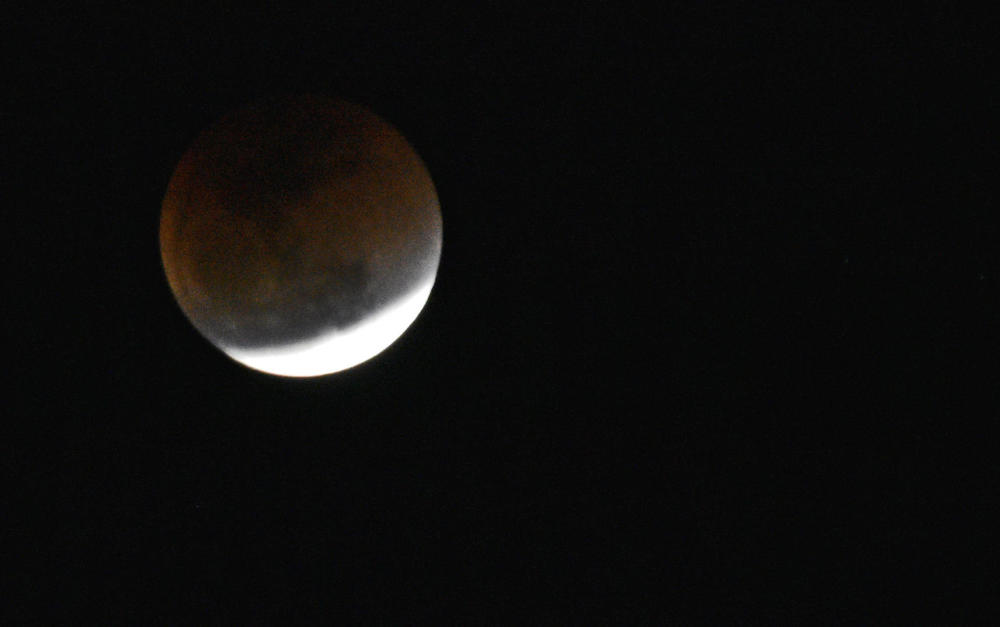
left=221, top=278, right=436, bottom=377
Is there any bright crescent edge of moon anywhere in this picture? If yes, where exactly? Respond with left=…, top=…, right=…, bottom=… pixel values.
left=221, top=277, right=436, bottom=377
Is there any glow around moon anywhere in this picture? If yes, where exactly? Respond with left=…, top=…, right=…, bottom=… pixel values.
left=159, top=96, right=442, bottom=377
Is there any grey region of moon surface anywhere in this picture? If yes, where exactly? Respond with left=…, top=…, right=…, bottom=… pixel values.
left=159, top=95, right=443, bottom=377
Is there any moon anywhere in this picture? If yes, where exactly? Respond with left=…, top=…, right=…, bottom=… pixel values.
left=159, top=96, right=443, bottom=377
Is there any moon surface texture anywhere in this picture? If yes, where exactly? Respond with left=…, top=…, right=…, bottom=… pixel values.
left=160, top=96, right=442, bottom=377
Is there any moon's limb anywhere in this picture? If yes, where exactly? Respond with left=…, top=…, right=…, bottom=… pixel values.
left=222, top=277, right=435, bottom=377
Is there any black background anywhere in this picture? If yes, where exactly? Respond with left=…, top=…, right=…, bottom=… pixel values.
left=8, top=3, right=996, bottom=623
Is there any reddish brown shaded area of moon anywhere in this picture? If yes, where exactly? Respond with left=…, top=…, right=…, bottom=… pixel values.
left=160, top=96, right=442, bottom=354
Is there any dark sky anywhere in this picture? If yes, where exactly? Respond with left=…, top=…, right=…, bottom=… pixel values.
left=8, top=4, right=995, bottom=623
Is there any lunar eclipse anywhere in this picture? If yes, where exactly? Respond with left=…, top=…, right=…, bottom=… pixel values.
left=159, top=96, right=442, bottom=376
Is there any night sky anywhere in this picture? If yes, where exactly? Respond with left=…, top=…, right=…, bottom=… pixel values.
left=9, top=4, right=995, bottom=623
